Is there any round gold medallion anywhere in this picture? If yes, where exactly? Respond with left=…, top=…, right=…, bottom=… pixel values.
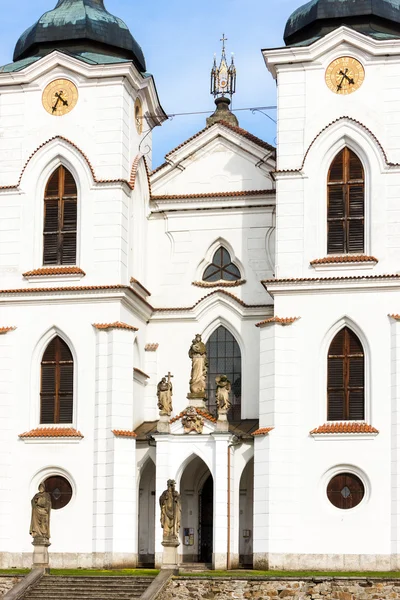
left=134, top=98, right=143, bottom=134
left=325, top=57, right=365, bottom=95
left=42, top=79, right=78, bottom=116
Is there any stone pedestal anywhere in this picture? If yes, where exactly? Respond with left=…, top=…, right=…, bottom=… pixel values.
left=157, top=414, right=170, bottom=434
left=161, top=541, right=179, bottom=569
left=217, top=412, right=229, bottom=431
left=187, top=393, right=206, bottom=409
left=32, top=537, right=50, bottom=569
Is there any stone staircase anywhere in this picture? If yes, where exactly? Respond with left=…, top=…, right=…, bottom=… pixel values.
left=22, top=576, right=155, bottom=600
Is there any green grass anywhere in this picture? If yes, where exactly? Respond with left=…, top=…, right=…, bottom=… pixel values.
left=178, top=570, right=400, bottom=578
left=0, top=570, right=29, bottom=575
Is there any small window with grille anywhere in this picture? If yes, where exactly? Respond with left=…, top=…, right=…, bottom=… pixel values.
left=40, top=336, right=74, bottom=424
left=43, top=166, right=77, bottom=265
left=203, top=247, right=241, bottom=282
left=43, top=476, right=73, bottom=510
left=327, top=473, right=365, bottom=510
left=327, top=148, right=364, bottom=255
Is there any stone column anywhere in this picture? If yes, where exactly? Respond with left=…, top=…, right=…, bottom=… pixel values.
left=212, top=433, right=230, bottom=569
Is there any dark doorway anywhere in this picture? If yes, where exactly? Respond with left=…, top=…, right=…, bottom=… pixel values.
left=199, top=475, right=213, bottom=563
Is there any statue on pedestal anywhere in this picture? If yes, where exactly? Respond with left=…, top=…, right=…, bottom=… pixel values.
left=30, top=484, right=51, bottom=543
left=216, top=375, right=232, bottom=416
left=157, top=373, right=173, bottom=417
left=188, top=334, right=208, bottom=396
left=160, top=480, right=181, bottom=545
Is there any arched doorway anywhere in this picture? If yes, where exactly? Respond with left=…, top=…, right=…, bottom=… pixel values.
left=180, top=456, right=213, bottom=564
left=138, top=460, right=155, bottom=566
left=239, top=458, right=254, bottom=567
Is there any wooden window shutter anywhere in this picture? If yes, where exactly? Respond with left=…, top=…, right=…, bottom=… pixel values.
left=327, top=148, right=364, bottom=255
left=43, top=166, right=77, bottom=265
left=40, top=336, right=74, bottom=424
left=327, top=327, right=365, bottom=421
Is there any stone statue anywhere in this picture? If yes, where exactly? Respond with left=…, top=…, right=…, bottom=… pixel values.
left=182, top=406, right=205, bottom=434
left=188, top=334, right=208, bottom=396
left=30, top=484, right=51, bottom=542
left=160, top=479, right=181, bottom=544
left=157, top=373, right=173, bottom=416
left=216, top=375, right=232, bottom=415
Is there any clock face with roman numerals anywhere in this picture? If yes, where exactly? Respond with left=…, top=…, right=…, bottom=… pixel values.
left=42, top=79, right=78, bottom=116
left=325, top=57, right=365, bottom=95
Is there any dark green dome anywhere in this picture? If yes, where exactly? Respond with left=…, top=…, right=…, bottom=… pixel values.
left=14, top=0, right=146, bottom=71
left=285, top=0, right=400, bottom=46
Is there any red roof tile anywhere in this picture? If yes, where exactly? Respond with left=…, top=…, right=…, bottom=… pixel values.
left=256, top=317, right=299, bottom=328
left=310, top=423, right=379, bottom=435
left=145, top=343, right=159, bottom=352
left=23, top=267, right=86, bottom=277
left=389, top=315, right=400, bottom=321
left=252, top=427, right=274, bottom=436
left=262, top=274, right=400, bottom=285
left=155, top=289, right=270, bottom=312
left=112, top=430, right=137, bottom=438
left=0, top=327, right=16, bottom=334
left=170, top=408, right=217, bottom=424
left=19, top=427, right=83, bottom=438
left=310, top=256, right=378, bottom=265
left=152, top=190, right=274, bottom=201
left=134, top=368, right=150, bottom=379
left=192, top=280, right=246, bottom=288
left=93, top=322, right=139, bottom=332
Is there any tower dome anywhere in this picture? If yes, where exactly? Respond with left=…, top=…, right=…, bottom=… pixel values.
left=13, top=0, right=146, bottom=71
left=284, top=0, right=400, bottom=46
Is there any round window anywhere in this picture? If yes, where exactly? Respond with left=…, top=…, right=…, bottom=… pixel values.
left=327, top=473, right=365, bottom=510
left=43, top=476, right=73, bottom=510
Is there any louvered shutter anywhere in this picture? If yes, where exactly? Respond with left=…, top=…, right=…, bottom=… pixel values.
left=328, top=329, right=345, bottom=420
left=327, top=148, right=364, bottom=254
left=40, top=337, right=74, bottom=424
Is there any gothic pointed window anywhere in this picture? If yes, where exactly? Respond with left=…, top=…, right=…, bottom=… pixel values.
left=206, top=326, right=241, bottom=421
left=327, top=148, right=364, bottom=254
left=327, top=327, right=364, bottom=421
left=43, top=166, right=77, bottom=265
left=203, top=247, right=241, bottom=282
left=40, top=336, right=74, bottom=424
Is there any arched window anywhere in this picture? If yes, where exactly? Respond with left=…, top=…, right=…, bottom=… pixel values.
left=40, top=336, right=74, bottom=424
left=327, top=327, right=364, bottom=421
left=206, top=326, right=241, bottom=421
left=327, top=148, right=364, bottom=254
left=203, top=247, right=241, bottom=282
left=43, top=166, right=77, bottom=265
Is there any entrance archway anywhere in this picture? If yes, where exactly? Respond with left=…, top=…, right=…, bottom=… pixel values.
left=180, top=456, right=213, bottom=564
left=138, top=460, right=155, bottom=566
left=239, top=458, right=254, bottom=567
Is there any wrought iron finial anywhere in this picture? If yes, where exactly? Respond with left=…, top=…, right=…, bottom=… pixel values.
left=210, top=35, right=236, bottom=99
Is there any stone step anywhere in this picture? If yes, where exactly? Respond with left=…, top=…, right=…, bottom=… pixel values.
left=22, top=576, right=154, bottom=600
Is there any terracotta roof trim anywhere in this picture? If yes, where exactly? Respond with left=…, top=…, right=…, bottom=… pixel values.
left=192, top=280, right=246, bottom=289
left=310, top=255, right=378, bottom=266
left=170, top=408, right=217, bottom=424
left=93, top=322, right=139, bottom=332
left=23, top=267, right=86, bottom=277
left=19, top=427, right=83, bottom=439
left=112, top=430, right=137, bottom=438
left=310, top=423, right=379, bottom=435
left=145, top=343, right=159, bottom=352
left=0, top=327, right=16, bottom=334
left=134, top=367, right=150, bottom=379
left=154, top=289, right=270, bottom=312
left=252, top=427, right=274, bottom=436
left=256, top=317, right=300, bottom=328
left=151, top=189, right=274, bottom=201
left=263, top=274, right=400, bottom=285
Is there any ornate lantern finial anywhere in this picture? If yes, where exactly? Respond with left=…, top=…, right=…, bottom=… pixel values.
left=210, top=34, right=236, bottom=100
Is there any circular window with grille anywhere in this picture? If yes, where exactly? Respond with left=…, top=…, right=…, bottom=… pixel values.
left=327, top=473, right=365, bottom=509
left=43, top=476, right=73, bottom=510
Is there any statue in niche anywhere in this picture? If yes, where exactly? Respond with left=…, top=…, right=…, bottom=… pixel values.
left=188, top=334, right=208, bottom=396
left=157, top=373, right=173, bottom=416
left=160, top=479, right=181, bottom=544
left=182, top=406, right=204, bottom=434
left=216, top=375, right=232, bottom=416
left=30, top=483, right=52, bottom=542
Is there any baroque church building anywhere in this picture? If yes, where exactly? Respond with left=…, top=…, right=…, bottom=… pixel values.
left=0, top=0, right=399, bottom=571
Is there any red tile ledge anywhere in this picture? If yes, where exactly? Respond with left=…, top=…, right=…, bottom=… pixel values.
left=310, top=423, right=379, bottom=435
left=19, top=427, right=83, bottom=438
left=145, top=343, right=159, bottom=352
left=311, top=256, right=378, bottom=266
left=23, top=267, right=86, bottom=277
left=192, top=280, right=246, bottom=288
left=93, top=322, right=139, bottom=332
left=256, top=317, right=300, bottom=328
left=113, top=430, right=137, bottom=438
left=252, top=427, right=274, bottom=436
left=0, top=327, right=16, bottom=334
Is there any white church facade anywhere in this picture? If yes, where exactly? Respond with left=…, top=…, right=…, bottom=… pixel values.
left=1, top=0, right=400, bottom=571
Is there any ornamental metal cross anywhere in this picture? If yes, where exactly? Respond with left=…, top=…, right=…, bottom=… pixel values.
left=220, top=34, right=228, bottom=53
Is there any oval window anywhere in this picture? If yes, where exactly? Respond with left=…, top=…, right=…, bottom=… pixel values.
left=327, top=473, right=365, bottom=509
left=43, top=476, right=73, bottom=510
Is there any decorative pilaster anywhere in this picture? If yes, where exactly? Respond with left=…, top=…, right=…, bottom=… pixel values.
left=390, top=315, right=400, bottom=568
left=212, top=433, right=230, bottom=569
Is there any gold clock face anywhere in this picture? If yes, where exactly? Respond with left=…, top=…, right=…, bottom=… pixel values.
left=135, top=98, right=143, bottom=134
left=325, top=57, right=365, bottom=95
left=42, top=79, right=78, bottom=116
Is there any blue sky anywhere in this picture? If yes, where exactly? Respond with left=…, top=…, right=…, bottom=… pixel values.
left=0, top=0, right=302, bottom=168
